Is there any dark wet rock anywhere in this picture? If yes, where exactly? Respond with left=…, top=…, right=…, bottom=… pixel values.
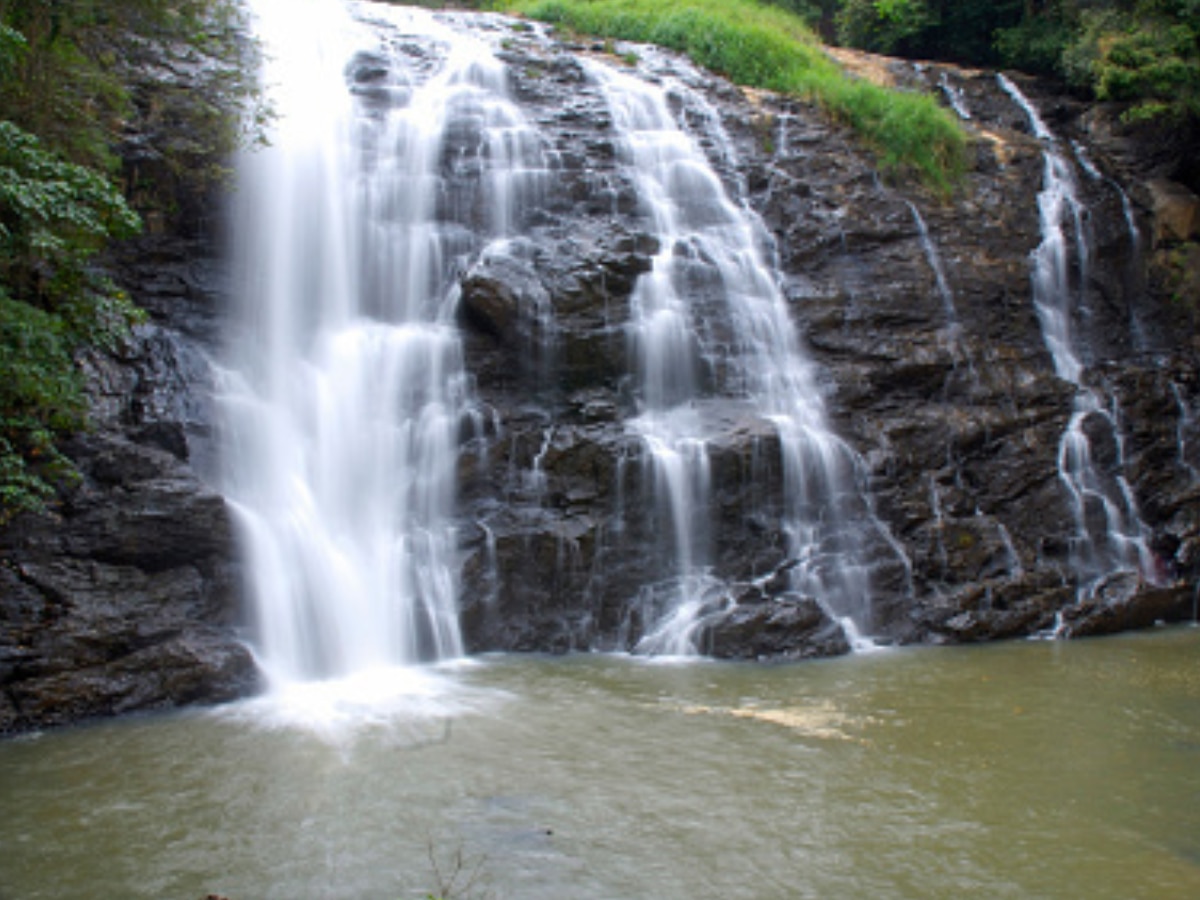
left=0, top=457, right=258, bottom=734
left=1061, top=573, right=1197, bottom=638
left=6, top=631, right=256, bottom=731
left=451, top=29, right=1199, bottom=659
left=0, top=230, right=256, bottom=735
left=7, top=16, right=1200, bottom=735
left=704, top=597, right=851, bottom=660
left=461, top=251, right=551, bottom=344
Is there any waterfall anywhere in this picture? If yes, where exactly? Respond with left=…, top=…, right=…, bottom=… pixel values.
left=1073, top=138, right=1150, bottom=349
left=938, top=73, right=972, bottom=121
left=587, top=63, right=719, bottom=654
left=219, top=0, right=549, bottom=683
left=905, top=200, right=969, bottom=368
left=592, top=62, right=874, bottom=652
left=997, top=74, right=1157, bottom=594
left=217, top=0, right=890, bottom=670
left=907, top=202, right=955, bottom=326
left=1171, top=382, right=1199, bottom=482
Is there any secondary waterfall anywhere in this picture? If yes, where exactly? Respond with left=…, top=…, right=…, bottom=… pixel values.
left=219, top=0, right=548, bottom=682
left=998, top=75, right=1157, bottom=593
left=594, top=62, right=874, bottom=651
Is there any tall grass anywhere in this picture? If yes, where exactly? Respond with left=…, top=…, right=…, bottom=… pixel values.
left=502, top=0, right=966, bottom=192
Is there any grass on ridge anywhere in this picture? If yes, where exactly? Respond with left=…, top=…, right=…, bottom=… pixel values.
left=500, top=0, right=967, bottom=193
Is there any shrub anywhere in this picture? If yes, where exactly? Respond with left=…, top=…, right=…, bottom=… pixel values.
left=0, top=1, right=259, bottom=520
left=0, top=120, right=143, bottom=518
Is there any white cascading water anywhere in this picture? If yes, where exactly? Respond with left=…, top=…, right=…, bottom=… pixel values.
left=591, top=63, right=717, bottom=654
left=998, top=75, right=1157, bottom=592
left=907, top=202, right=956, bottom=327
left=905, top=200, right=970, bottom=370
left=592, top=62, right=874, bottom=652
left=219, top=0, right=549, bottom=687
left=938, top=72, right=972, bottom=121
left=1172, top=381, right=1199, bottom=482
left=1073, top=138, right=1152, bottom=350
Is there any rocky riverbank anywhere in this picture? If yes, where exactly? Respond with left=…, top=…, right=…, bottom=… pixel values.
left=0, top=236, right=258, bottom=734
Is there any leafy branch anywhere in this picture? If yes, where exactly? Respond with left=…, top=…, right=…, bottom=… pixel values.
left=0, top=0, right=261, bottom=520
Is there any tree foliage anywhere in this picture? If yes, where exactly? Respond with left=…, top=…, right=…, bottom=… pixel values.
left=0, top=121, right=141, bottom=315
left=0, top=291, right=86, bottom=516
left=835, top=0, right=939, bottom=55
left=0, top=0, right=255, bottom=520
left=799, top=0, right=1200, bottom=124
left=1072, top=1, right=1200, bottom=122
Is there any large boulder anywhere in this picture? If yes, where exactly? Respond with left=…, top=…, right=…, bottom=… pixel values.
left=705, top=595, right=851, bottom=660
left=1147, top=178, right=1200, bottom=246
left=1061, top=571, right=1196, bottom=638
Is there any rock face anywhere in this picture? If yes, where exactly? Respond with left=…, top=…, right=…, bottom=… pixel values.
left=3, top=12, right=1198, bottom=732
left=444, top=24, right=1200, bottom=656
left=0, top=237, right=258, bottom=735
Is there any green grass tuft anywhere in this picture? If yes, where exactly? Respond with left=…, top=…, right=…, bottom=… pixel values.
left=501, top=0, right=966, bottom=192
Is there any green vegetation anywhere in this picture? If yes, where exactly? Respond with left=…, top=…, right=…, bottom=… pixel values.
left=786, top=1, right=1198, bottom=318
left=0, top=1, right=255, bottom=521
left=772, top=1, right=1199, bottom=126
left=499, top=0, right=1195, bottom=176
left=0, top=115, right=143, bottom=517
left=1064, top=2, right=1200, bottom=123
left=502, top=0, right=967, bottom=191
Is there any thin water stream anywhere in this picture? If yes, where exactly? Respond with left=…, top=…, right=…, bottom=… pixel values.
left=2, top=627, right=1198, bottom=899
left=997, top=74, right=1157, bottom=593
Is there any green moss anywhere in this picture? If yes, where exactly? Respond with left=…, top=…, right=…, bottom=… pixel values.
left=1155, top=241, right=1200, bottom=312
left=753, top=111, right=777, bottom=154
left=500, top=0, right=966, bottom=192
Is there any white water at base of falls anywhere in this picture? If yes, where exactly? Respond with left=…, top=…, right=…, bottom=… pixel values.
left=219, top=0, right=549, bottom=686
left=997, top=74, right=1158, bottom=594
left=592, top=62, right=876, bottom=653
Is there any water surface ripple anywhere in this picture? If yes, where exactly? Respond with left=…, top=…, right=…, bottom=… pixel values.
left=1, top=628, right=1198, bottom=899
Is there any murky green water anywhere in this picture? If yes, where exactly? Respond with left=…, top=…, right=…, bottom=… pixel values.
left=2, top=628, right=1198, bottom=899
